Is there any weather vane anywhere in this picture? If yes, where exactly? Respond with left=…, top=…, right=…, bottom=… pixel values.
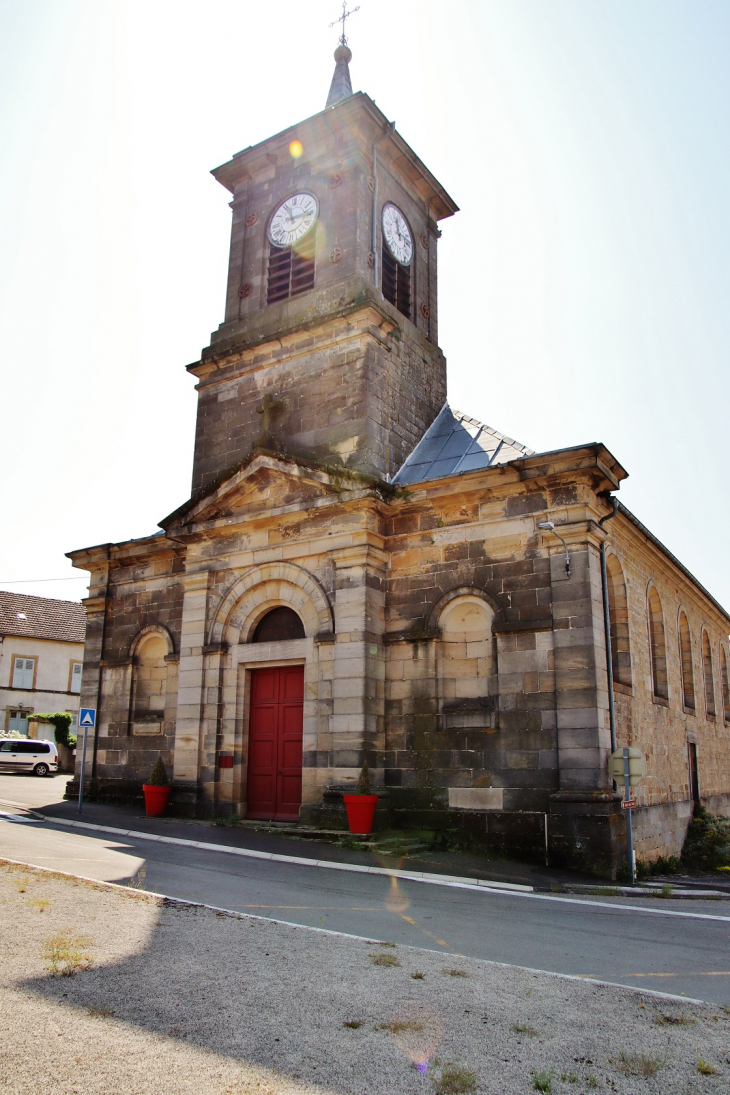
left=329, top=1, right=360, bottom=46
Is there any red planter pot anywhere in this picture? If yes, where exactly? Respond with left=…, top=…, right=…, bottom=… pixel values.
left=343, top=794, right=379, bottom=835
left=143, top=784, right=172, bottom=818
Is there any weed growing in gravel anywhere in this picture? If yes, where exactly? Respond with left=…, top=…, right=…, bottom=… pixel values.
left=377, top=940, right=397, bottom=948
left=560, top=1072, right=580, bottom=1083
left=531, top=1068, right=555, bottom=1093
left=441, top=967, right=469, bottom=978
left=585, top=1074, right=597, bottom=1088
left=432, top=1063, right=477, bottom=1094
left=512, top=1023, right=538, bottom=1037
left=611, top=1051, right=665, bottom=1077
left=654, top=1011, right=697, bottom=1025
left=659, top=883, right=674, bottom=898
left=88, top=1006, right=115, bottom=1019
left=16, top=877, right=31, bottom=893
left=128, top=865, right=147, bottom=891
left=342, top=1020, right=362, bottom=1029
left=411, top=971, right=426, bottom=979
left=697, top=1058, right=717, bottom=1075
left=386, top=1018, right=426, bottom=1033
left=26, top=898, right=51, bottom=913
left=45, top=932, right=93, bottom=976
left=369, top=952, right=400, bottom=967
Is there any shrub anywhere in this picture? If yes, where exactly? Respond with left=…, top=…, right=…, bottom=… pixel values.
left=682, top=805, right=730, bottom=871
left=147, top=755, right=169, bottom=787
left=32, top=712, right=77, bottom=749
left=355, top=759, right=371, bottom=795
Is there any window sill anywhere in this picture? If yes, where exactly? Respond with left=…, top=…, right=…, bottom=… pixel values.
left=613, top=682, right=633, bottom=696
left=651, top=694, right=670, bottom=708
left=683, top=705, right=696, bottom=717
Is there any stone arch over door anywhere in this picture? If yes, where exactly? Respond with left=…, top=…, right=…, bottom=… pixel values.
left=209, top=562, right=334, bottom=646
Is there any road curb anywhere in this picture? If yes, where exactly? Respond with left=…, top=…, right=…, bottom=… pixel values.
left=31, top=813, right=535, bottom=894
left=0, top=854, right=707, bottom=1007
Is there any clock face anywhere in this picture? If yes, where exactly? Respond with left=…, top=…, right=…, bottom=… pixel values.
left=382, top=203, right=413, bottom=266
left=268, top=192, right=319, bottom=248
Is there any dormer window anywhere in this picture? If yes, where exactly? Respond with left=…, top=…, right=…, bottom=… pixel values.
left=266, top=193, right=318, bottom=305
left=381, top=202, right=412, bottom=319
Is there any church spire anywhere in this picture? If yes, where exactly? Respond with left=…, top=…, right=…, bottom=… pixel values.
left=326, top=2, right=358, bottom=108
left=326, top=44, right=353, bottom=108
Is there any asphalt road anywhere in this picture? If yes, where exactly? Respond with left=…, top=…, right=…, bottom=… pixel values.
left=2, top=812, right=730, bottom=1006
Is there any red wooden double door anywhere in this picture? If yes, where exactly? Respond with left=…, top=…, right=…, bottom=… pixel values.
left=246, top=666, right=304, bottom=821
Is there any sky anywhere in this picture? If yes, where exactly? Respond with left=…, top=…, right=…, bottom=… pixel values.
left=1, top=0, right=729, bottom=611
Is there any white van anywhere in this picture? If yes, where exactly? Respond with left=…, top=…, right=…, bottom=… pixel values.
left=0, top=738, right=58, bottom=777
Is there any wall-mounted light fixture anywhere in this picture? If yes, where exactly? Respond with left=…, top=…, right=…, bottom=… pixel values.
left=539, top=521, right=570, bottom=577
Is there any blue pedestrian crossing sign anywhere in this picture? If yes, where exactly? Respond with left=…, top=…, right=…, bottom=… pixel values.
left=79, top=708, right=96, bottom=728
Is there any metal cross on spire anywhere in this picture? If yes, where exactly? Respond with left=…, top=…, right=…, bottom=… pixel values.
left=329, top=1, right=360, bottom=46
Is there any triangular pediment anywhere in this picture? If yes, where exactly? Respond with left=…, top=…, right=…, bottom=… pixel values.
left=160, top=451, right=378, bottom=532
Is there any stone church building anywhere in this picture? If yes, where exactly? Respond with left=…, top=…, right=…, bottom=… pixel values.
left=69, top=47, right=730, bottom=875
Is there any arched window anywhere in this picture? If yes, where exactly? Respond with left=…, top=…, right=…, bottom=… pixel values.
left=648, top=587, right=668, bottom=700
left=132, top=632, right=170, bottom=735
left=702, top=630, right=716, bottom=717
left=606, top=555, right=631, bottom=686
left=252, top=607, right=305, bottom=642
left=438, top=597, right=494, bottom=703
left=721, top=646, right=730, bottom=726
left=267, top=236, right=316, bottom=304
left=678, top=611, right=695, bottom=711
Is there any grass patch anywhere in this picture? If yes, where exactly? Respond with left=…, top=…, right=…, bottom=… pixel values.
left=654, top=1011, right=697, bottom=1025
left=381, top=1018, right=426, bottom=1033
left=26, top=898, right=51, bottom=913
left=411, top=971, right=425, bottom=979
left=511, top=1022, right=538, bottom=1037
left=531, top=1069, right=555, bottom=1093
left=45, top=931, right=93, bottom=977
left=697, top=1058, right=717, bottom=1075
left=560, top=1072, right=579, bottom=1084
left=342, top=1020, right=362, bottom=1029
left=658, top=883, right=674, bottom=898
left=441, top=967, right=469, bottom=978
left=433, top=1064, right=477, bottom=1094
left=369, top=952, right=400, bottom=967
left=585, top=1075, right=598, bottom=1088
left=88, top=1006, right=114, bottom=1019
left=611, top=1051, right=664, bottom=1077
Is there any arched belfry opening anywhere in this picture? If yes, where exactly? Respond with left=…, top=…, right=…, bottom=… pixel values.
left=252, top=606, right=305, bottom=643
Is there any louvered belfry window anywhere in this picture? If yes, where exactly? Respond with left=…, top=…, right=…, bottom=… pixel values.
left=382, top=243, right=411, bottom=319
left=267, top=232, right=316, bottom=305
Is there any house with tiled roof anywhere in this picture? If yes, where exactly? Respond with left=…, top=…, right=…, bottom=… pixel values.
left=0, top=592, right=86, bottom=738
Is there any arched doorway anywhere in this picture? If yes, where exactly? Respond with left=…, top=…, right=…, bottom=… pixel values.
left=246, top=607, right=305, bottom=821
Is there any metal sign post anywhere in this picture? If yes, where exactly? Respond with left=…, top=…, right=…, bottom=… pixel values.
left=77, top=708, right=96, bottom=815
left=608, top=745, right=646, bottom=886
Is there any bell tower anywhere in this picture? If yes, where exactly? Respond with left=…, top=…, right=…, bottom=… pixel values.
left=187, top=42, right=458, bottom=494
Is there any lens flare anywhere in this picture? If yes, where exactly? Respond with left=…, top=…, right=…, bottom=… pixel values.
left=387, top=1006, right=444, bottom=1071
left=384, top=874, right=410, bottom=914
left=289, top=139, right=303, bottom=159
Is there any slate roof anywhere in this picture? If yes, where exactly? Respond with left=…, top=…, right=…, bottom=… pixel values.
left=393, top=404, right=534, bottom=485
left=0, top=592, right=86, bottom=643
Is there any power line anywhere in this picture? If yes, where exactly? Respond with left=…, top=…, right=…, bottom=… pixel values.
left=0, top=576, right=88, bottom=584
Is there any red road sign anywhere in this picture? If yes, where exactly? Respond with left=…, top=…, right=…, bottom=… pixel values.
left=621, top=799, right=637, bottom=810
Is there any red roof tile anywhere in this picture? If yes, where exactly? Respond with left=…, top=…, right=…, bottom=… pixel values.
left=0, top=592, right=86, bottom=643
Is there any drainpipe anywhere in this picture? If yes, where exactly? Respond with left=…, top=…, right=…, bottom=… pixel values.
left=599, top=497, right=619, bottom=754
left=371, top=121, right=396, bottom=289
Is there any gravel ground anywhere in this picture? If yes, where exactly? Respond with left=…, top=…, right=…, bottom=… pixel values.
left=1, top=860, right=729, bottom=1095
